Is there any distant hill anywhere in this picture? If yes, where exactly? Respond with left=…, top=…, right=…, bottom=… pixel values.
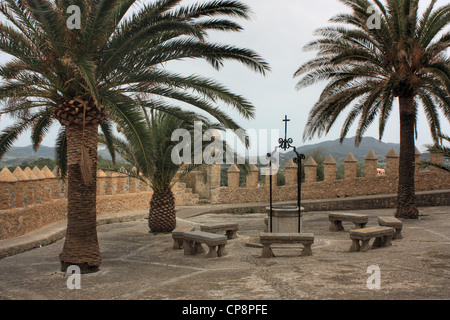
left=1, top=145, right=55, bottom=161
left=257, top=136, right=408, bottom=166
left=0, top=145, right=122, bottom=167
left=1, top=136, right=427, bottom=168
left=288, top=136, right=401, bottom=163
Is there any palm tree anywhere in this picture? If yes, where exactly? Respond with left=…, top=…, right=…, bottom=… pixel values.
left=294, top=0, right=450, bottom=219
left=105, top=110, right=229, bottom=233
left=0, top=0, right=269, bottom=273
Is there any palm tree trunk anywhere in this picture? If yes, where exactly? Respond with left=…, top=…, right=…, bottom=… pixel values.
left=396, top=96, right=419, bottom=219
left=59, top=124, right=102, bottom=273
left=148, top=189, right=176, bottom=233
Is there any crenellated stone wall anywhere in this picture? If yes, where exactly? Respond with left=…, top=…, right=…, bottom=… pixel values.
left=214, top=148, right=449, bottom=204
left=0, top=148, right=448, bottom=240
left=0, top=167, right=199, bottom=240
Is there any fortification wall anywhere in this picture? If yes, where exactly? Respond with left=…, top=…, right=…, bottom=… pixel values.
left=0, top=168, right=199, bottom=240
left=216, top=148, right=450, bottom=204
left=0, top=148, right=448, bottom=240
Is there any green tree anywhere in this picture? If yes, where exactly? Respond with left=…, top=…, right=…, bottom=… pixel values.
left=5, top=157, right=56, bottom=171
left=294, top=0, right=450, bottom=219
left=0, top=0, right=269, bottom=273
left=107, top=110, right=238, bottom=233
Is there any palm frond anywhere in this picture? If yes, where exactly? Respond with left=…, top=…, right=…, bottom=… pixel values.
left=99, top=118, right=117, bottom=165
left=55, top=126, right=67, bottom=179
left=0, top=0, right=267, bottom=187
left=0, top=116, right=34, bottom=159
left=31, top=108, right=54, bottom=152
left=296, top=0, right=450, bottom=145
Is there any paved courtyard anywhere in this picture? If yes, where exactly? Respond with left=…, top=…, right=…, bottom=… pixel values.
left=0, top=205, right=449, bottom=300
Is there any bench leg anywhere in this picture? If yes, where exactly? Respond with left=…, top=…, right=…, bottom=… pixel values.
left=194, top=242, right=205, bottom=254
left=217, top=244, right=228, bottom=257
left=226, top=230, right=238, bottom=240
left=173, top=239, right=182, bottom=250
left=372, top=237, right=384, bottom=248
left=355, top=223, right=367, bottom=229
left=383, top=235, right=393, bottom=247
left=261, top=244, right=274, bottom=258
left=360, top=239, right=371, bottom=252
left=393, top=229, right=403, bottom=240
left=349, top=239, right=361, bottom=252
left=301, top=243, right=313, bottom=257
left=206, top=245, right=218, bottom=258
left=330, top=220, right=344, bottom=232
left=183, top=240, right=195, bottom=255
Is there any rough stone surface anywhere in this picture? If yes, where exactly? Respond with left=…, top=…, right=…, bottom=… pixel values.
left=329, top=213, right=369, bottom=223
left=181, top=231, right=228, bottom=258
left=260, top=232, right=314, bottom=258
left=182, top=231, right=227, bottom=245
left=349, top=227, right=395, bottom=252
left=200, top=223, right=239, bottom=239
left=1, top=205, right=449, bottom=300
left=172, top=226, right=196, bottom=249
left=378, top=217, right=403, bottom=239
left=350, top=227, right=395, bottom=240
left=329, top=212, right=369, bottom=231
left=0, top=172, right=200, bottom=240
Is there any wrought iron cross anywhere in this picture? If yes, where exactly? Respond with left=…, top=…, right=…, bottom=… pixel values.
left=283, top=115, right=290, bottom=139
left=268, top=114, right=306, bottom=233
left=279, top=115, right=293, bottom=151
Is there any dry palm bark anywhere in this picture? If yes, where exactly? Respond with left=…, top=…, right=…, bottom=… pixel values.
left=148, top=189, right=177, bottom=233
left=56, top=98, right=105, bottom=273
left=396, top=96, right=419, bottom=219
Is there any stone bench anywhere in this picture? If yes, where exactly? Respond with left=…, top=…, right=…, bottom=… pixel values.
left=349, top=227, right=395, bottom=252
left=181, top=231, right=228, bottom=258
left=259, top=233, right=315, bottom=258
left=172, top=226, right=196, bottom=250
left=329, top=213, right=369, bottom=231
left=378, top=217, right=403, bottom=240
left=200, top=223, right=239, bottom=240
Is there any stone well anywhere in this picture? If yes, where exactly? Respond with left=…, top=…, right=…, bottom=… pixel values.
left=265, top=206, right=305, bottom=234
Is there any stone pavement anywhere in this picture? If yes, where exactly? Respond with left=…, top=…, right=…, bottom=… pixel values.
left=0, top=204, right=449, bottom=300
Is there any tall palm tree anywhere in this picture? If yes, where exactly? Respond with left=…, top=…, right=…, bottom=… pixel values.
left=294, top=0, right=450, bottom=219
left=105, top=110, right=230, bottom=233
left=0, top=0, right=269, bottom=273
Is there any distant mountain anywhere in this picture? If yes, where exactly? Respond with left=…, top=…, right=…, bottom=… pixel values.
left=1, top=136, right=424, bottom=168
left=1, top=145, right=55, bottom=161
left=0, top=145, right=123, bottom=166
left=261, top=136, right=404, bottom=165
left=290, top=136, right=401, bottom=162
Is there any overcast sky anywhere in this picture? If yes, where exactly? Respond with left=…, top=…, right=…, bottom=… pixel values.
left=0, top=0, right=449, bottom=154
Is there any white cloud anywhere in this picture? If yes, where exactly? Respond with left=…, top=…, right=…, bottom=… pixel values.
left=0, top=0, right=449, bottom=152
